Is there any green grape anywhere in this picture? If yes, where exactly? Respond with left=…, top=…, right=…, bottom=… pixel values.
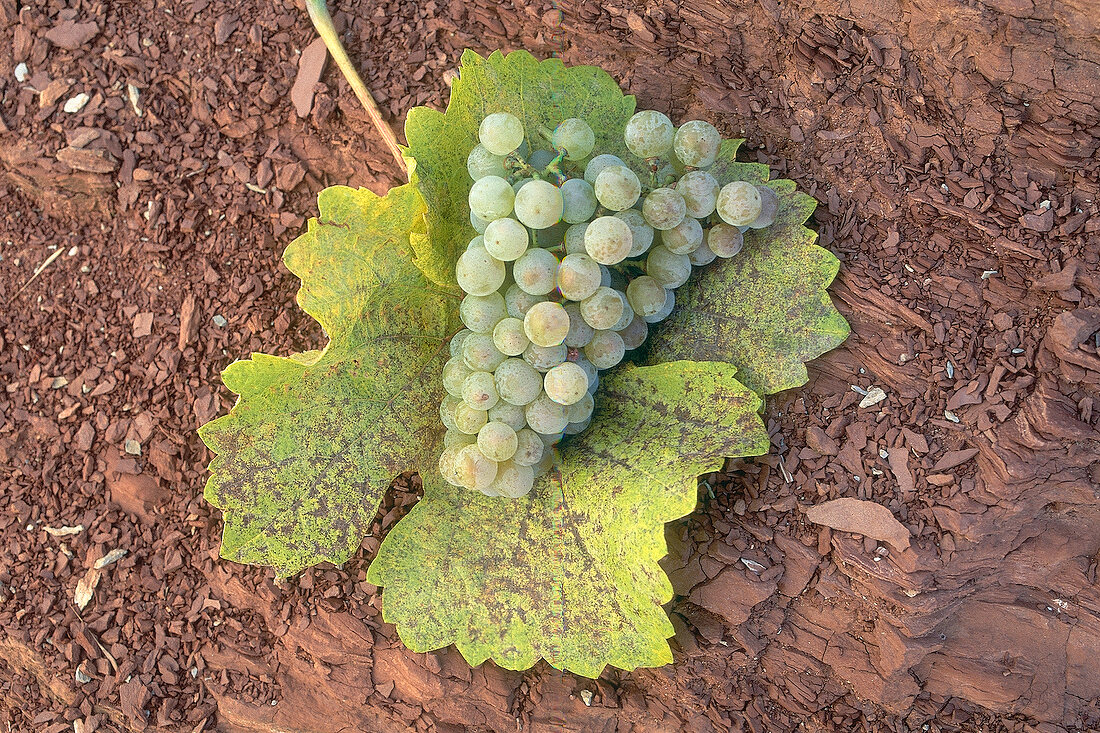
left=716, top=181, right=762, bottom=226
left=532, top=447, right=556, bottom=478
left=454, top=403, right=488, bottom=435
left=523, top=301, right=570, bottom=348
left=456, top=245, right=505, bottom=296
left=512, top=177, right=533, bottom=194
left=477, top=421, right=518, bottom=462
left=584, top=153, right=626, bottom=184
left=439, top=394, right=461, bottom=431
left=528, top=148, right=556, bottom=170
left=479, top=112, right=524, bottom=156
left=600, top=265, right=613, bottom=288
left=443, top=357, right=474, bottom=397
left=535, top=221, right=569, bottom=249
left=565, top=391, right=594, bottom=424
left=748, top=185, right=779, bottom=229
left=560, top=179, right=597, bottom=224
left=468, top=175, right=515, bottom=222
left=467, top=235, right=484, bottom=250
left=488, top=401, right=526, bottom=431
left=460, top=292, right=507, bottom=333
left=471, top=210, right=489, bottom=234
left=438, top=445, right=463, bottom=486
left=523, top=343, right=567, bottom=372
left=444, top=429, right=477, bottom=449
left=624, top=110, right=674, bottom=158
left=563, top=302, right=595, bottom=347
left=513, top=247, right=559, bottom=296
left=462, top=332, right=507, bottom=371
left=584, top=215, right=632, bottom=265
left=449, top=328, right=472, bottom=358
left=661, top=216, right=703, bottom=255
left=525, top=392, right=569, bottom=435
left=538, top=429, right=563, bottom=448
left=514, top=179, right=564, bottom=230
left=580, top=287, right=624, bottom=330
left=572, top=356, right=599, bottom=394
left=673, top=120, right=721, bottom=167
left=611, top=295, right=635, bottom=331
left=646, top=245, right=692, bottom=289
left=551, top=118, right=596, bottom=160
left=564, top=223, right=589, bottom=255
left=556, top=253, right=602, bottom=301
left=453, top=443, right=497, bottom=490
left=462, top=371, right=499, bottom=411
left=707, top=223, right=745, bottom=257
left=615, top=209, right=655, bottom=257
left=482, top=217, right=529, bottom=261
left=642, top=287, right=675, bottom=324
left=512, top=428, right=544, bottom=467
left=504, top=282, right=546, bottom=317
left=494, top=358, right=542, bottom=406
left=618, top=314, right=649, bottom=350
left=584, top=330, right=625, bottom=369
left=594, top=165, right=641, bottom=211
left=689, top=239, right=717, bottom=266
left=543, top=361, right=588, bottom=405
left=626, top=275, right=668, bottom=317
left=642, top=187, right=687, bottom=231
left=677, top=170, right=719, bottom=219
left=487, top=459, right=534, bottom=498
left=492, top=317, right=529, bottom=356
left=467, top=144, right=508, bottom=180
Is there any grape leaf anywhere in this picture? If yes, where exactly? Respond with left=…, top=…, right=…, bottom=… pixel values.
left=366, top=361, right=769, bottom=677
left=198, top=184, right=460, bottom=576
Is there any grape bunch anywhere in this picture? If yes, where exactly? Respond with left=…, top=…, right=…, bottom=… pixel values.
left=438, top=109, right=778, bottom=497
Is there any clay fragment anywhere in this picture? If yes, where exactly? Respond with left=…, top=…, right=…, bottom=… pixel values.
left=805, top=497, right=910, bottom=550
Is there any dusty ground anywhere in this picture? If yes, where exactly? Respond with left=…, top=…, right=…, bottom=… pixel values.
left=1, top=0, right=1098, bottom=731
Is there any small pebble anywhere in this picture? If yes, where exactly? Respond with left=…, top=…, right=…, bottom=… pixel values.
left=741, top=557, right=765, bottom=573
left=944, top=410, right=960, bottom=423
left=63, top=93, right=90, bottom=113
left=946, top=361, right=954, bottom=378
left=75, top=668, right=92, bottom=684
left=213, top=314, right=228, bottom=327
left=124, top=438, right=141, bottom=455
left=14, top=62, right=29, bottom=82
left=579, top=689, right=593, bottom=706
left=859, top=387, right=887, bottom=408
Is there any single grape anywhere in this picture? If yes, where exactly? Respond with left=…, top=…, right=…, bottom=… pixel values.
left=615, top=209, right=655, bottom=257
left=532, top=447, right=556, bottom=477
left=512, top=177, right=533, bottom=194
left=453, top=443, right=497, bottom=490
left=514, top=179, right=564, bottom=230
left=460, top=292, right=507, bottom=333
left=479, top=112, right=524, bottom=156
left=642, top=287, right=675, bottom=324
left=748, top=185, right=779, bottom=229
left=455, top=245, right=506, bottom=296
left=439, top=445, right=463, bottom=486
left=677, top=170, right=720, bottom=219
left=467, top=144, right=508, bottom=180
left=454, top=403, right=488, bottom=435
left=556, top=253, right=602, bottom=301
left=525, top=392, right=569, bottom=435
left=492, top=317, right=530, bottom=356
left=673, top=120, right=721, bottom=167
left=570, top=356, right=599, bottom=393
left=642, top=187, right=687, bottom=231
left=524, top=301, right=570, bottom=347
left=523, top=343, right=567, bottom=372
left=439, top=394, right=461, bottom=431
left=584, top=330, right=625, bottom=369
left=716, top=181, right=763, bottom=226
left=468, top=175, right=515, bottom=222
left=594, top=165, right=641, bottom=211
left=611, top=295, right=635, bottom=331
left=504, top=283, right=546, bottom=318
left=563, top=302, right=595, bottom=347
left=487, top=459, right=534, bottom=498
left=564, top=223, right=589, bottom=255
left=564, top=416, right=592, bottom=435
left=467, top=235, right=485, bottom=250
left=646, top=245, right=692, bottom=289
left=708, top=223, right=745, bottom=257
left=488, top=401, right=527, bottom=431
left=449, top=329, right=472, bottom=358
left=537, top=430, right=563, bottom=448
left=462, top=332, right=507, bottom=371
left=618, top=314, right=649, bottom=350
left=544, top=361, right=589, bottom=405
left=444, top=429, right=478, bottom=449
left=552, top=118, right=596, bottom=160
left=689, top=239, right=718, bottom=266
left=535, top=221, right=569, bottom=249
left=580, top=287, right=624, bottom=330
left=565, top=391, right=594, bottom=424
left=513, top=247, right=559, bottom=295
left=471, top=211, right=489, bottom=234
left=626, top=275, right=667, bottom=317
left=584, top=216, right=632, bottom=265
left=494, top=358, right=543, bottom=406
left=477, top=421, right=518, bottom=461
left=584, top=153, right=627, bottom=185
left=528, top=148, right=557, bottom=171
left=624, top=110, right=675, bottom=158
left=560, top=178, right=597, bottom=224
left=599, top=265, right=613, bottom=288
left=512, top=428, right=544, bottom=466
left=443, top=357, right=474, bottom=397
left=462, top=371, right=499, bottom=411
left=482, top=217, right=529, bottom=261
left=661, top=216, right=703, bottom=255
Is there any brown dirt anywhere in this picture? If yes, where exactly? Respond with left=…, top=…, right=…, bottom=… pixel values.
left=1, top=0, right=1098, bottom=731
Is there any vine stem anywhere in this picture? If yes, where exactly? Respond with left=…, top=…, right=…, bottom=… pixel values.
left=304, top=0, right=409, bottom=178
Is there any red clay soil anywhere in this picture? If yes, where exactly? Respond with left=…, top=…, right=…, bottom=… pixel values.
left=1, top=0, right=1098, bottom=731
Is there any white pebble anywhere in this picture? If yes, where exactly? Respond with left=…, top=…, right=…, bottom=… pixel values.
left=14, top=63, right=29, bottom=82
left=63, top=93, right=90, bottom=113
